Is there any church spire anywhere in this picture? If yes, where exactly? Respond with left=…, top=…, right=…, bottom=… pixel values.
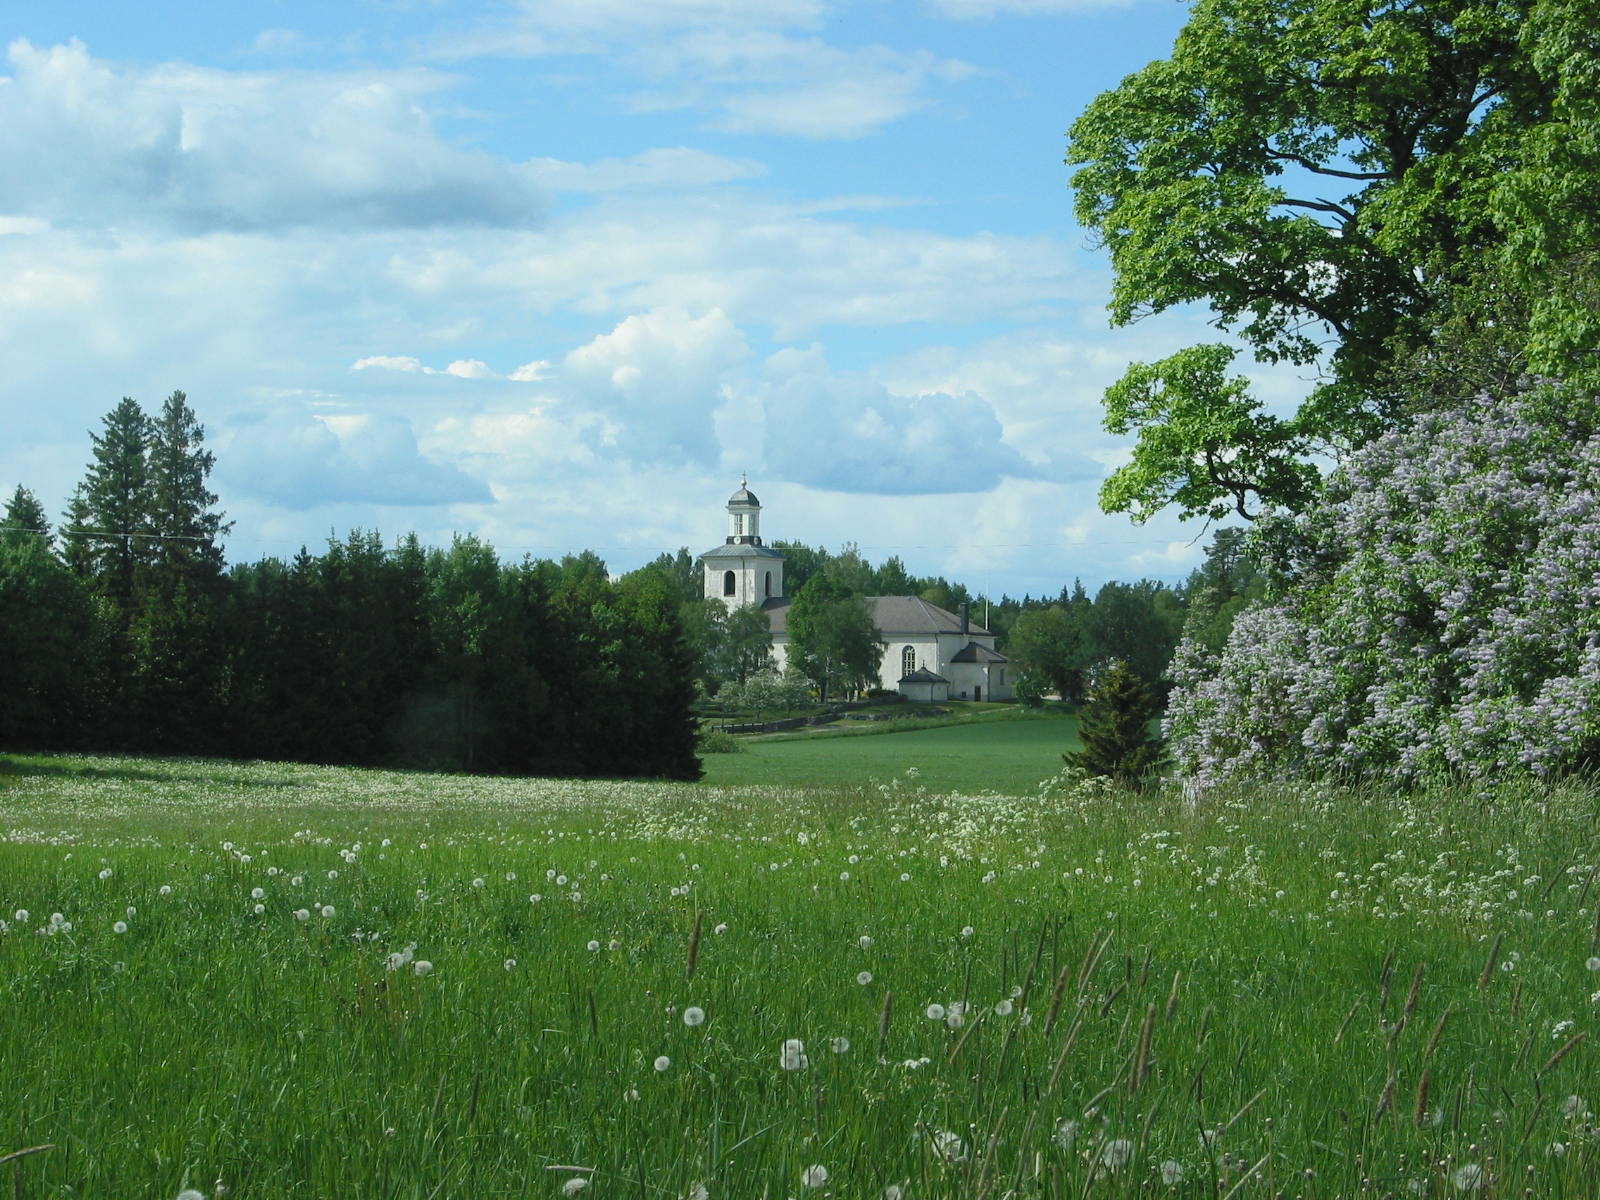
left=726, top=476, right=761, bottom=544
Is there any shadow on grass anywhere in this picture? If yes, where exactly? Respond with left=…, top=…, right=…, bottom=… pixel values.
left=0, top=754, right=307, bottom=791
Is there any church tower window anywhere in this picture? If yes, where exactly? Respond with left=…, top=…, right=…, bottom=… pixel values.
left=764, top=571, right=773, bottom=597
left=902, top=645, right=916, bottom=676
left=723, top=570, right=737, bottom=597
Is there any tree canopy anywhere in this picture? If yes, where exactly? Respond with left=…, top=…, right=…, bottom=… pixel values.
left=1069, top=0, right=1600, bottom=521
left=786, top=576, right=884, bottom=702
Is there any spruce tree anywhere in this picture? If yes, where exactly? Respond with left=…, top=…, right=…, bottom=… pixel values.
left=60, top=484, right=95, bottom=578
left=2, top=485, right=50, bottom=550
left=146, top=390, right=230, bottom=588
left=1065, top=659, right=1165, bottom=787
left=81, top=397, right=153, bottom=618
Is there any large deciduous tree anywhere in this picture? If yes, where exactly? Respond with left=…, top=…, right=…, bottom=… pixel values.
left=1068, top=0, right=1600, bottom=522
left=1005, top=605, right=1093, bottom=703
left=714, top=603, right=776, bottom=687
left=786, top=576, right=884, bottom=702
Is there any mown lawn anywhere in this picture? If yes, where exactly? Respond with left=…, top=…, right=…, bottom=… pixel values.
left=699, top=709, right=1080, bottom=794
left=3, top=752, right=1600, bottom=1197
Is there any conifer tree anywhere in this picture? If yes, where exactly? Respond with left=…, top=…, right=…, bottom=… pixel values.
left=1065, top=659, right=1165, bottom=787
left=81, top=397, right=153, bottom=617
left=2, top=485, right=50, bottom=550
left=145, top=390, right=230, bottom=588
left=60, top=484, right=95, bottom=578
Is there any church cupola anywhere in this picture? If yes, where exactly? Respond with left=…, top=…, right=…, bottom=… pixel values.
left=699, top=476, right=784, bottom=611
left=726, top=475, right=762, bottom=545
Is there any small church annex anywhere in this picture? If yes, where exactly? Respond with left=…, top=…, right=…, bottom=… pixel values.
left=699, top=481, right=1014, bottom=702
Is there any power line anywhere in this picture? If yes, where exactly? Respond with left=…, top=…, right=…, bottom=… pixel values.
left=2, top=524, right=1211, bottom=559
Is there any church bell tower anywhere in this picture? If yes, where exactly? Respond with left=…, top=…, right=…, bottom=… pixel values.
left=699, top=476, right=785, bottom=610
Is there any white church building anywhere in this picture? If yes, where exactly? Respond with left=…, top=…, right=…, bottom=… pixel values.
left=699, top=481, right=1014, bottom=702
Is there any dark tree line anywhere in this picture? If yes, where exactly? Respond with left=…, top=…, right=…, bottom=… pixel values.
left=1, top=395, right=701, bottom=779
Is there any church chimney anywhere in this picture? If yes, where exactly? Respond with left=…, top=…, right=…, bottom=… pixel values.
left=960, top=602, right=970, bottom=635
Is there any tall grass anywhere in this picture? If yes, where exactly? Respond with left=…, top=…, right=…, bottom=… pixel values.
left=1, top=754, right=1599, bottom=1197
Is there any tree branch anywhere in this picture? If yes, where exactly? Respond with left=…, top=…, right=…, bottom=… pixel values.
left=1266, top=149, right=1391, bottom=182
left=1201, top=447, right=1262, bottom=522
left=1280, top=197, right=1359, bottom=223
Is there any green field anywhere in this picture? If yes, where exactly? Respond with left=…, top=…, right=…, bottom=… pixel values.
left=3, top=751, right=1600, bottom=1197
left=701, top=708, right=1080, bottom=794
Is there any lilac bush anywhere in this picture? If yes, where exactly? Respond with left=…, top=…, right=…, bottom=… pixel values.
left=1169, top=387, right=1600, bottom=787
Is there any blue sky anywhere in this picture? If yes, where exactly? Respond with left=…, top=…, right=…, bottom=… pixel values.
left=0, top=0, right=1291, bottom=595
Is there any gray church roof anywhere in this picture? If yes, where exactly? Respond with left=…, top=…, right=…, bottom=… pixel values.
left=700, top=543, right=786, bottom=560
left=899, top=667, right=949, bottom=684
left=949, top=640, right=1007, bottom=663
left=728, top=485, right=760, bottom=506
left=762, top=595, right=993, bottom=637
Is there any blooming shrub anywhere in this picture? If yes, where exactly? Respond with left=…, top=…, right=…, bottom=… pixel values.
left=1169, top=386, right=1600, bottom=786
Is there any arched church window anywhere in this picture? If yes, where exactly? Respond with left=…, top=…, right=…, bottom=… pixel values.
left=902, top=645, right=916, bottom=676
left=723, top=570, right=736, bottom=596
left=764, top=571, right=773, bottom=597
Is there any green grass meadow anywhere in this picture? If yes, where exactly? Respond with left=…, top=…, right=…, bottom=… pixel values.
left=700, top=707, right=1079, bottom=794
left=3, top=741, right=1600, bottom=1198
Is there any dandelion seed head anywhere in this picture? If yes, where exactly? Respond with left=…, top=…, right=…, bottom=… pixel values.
left=1101, top=1138, right=1133, bottom=1171
left=1452, top=1163, right=1484, bottom=1191
left=683, top=1006, right=706, bottom=1027
left=654, top=1055, right=671, bottom=1072
left=801, top=1164, right=828, bottom=1188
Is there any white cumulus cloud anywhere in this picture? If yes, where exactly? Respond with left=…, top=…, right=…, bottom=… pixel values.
left=218, top=404, right=493, bottom=509
left=751, top=345, right=1028, bottom=494
left=0, top=39, right=546, bottom=232
left=562, top=307, right=751, bottom=459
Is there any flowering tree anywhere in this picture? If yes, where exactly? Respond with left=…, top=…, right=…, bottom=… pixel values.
left=1168, top=385, right=1600, bottom=787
